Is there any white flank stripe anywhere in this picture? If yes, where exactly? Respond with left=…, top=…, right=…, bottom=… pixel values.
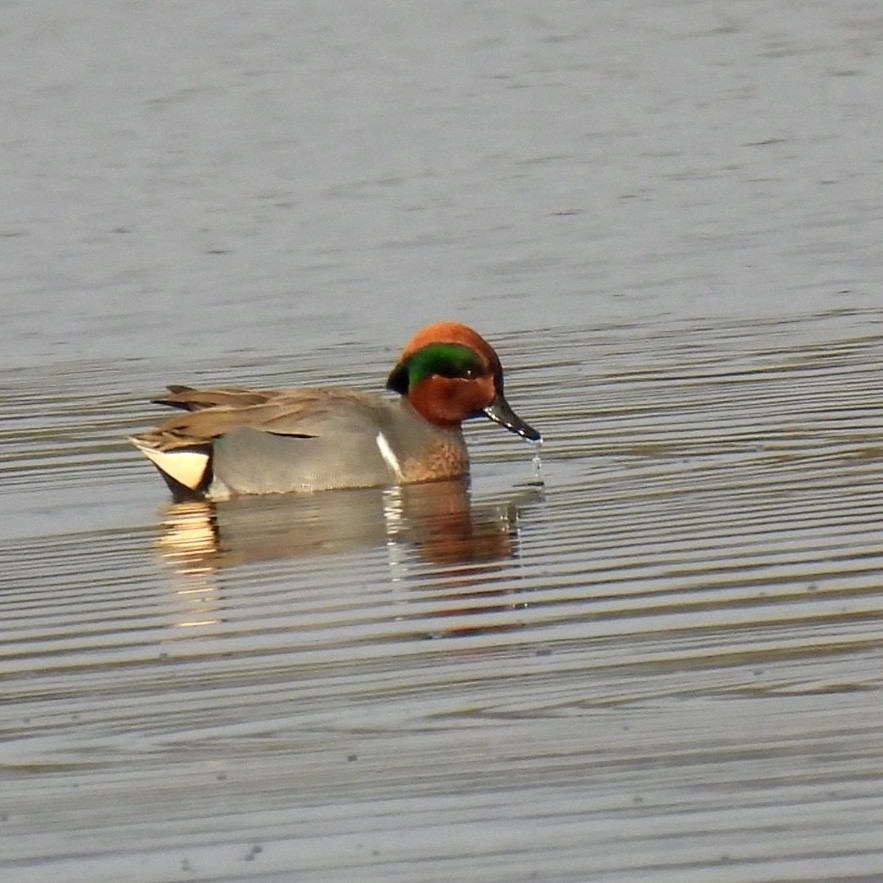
left=375, top=432, right=403, bottom=482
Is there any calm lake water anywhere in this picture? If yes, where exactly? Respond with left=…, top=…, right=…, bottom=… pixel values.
left=2, top=2, right=882, bottom=881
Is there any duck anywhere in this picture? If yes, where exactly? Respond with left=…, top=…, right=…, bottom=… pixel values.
left=131, top=322, right=541, bottom=501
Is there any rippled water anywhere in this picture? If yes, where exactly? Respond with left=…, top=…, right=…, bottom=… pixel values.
left=3, top=0, right=883, bottom=880
left=3, top=310, right=882, bottom=882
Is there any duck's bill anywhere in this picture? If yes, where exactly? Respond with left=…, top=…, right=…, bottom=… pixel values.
left=483, top=394, right=542, bottom=442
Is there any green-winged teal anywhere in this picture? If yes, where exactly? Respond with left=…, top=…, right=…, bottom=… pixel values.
left=131, top=322, right=540, bottom=500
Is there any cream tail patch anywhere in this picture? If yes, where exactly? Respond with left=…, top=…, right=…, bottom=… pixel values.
left=130, top=438, right=209, bottom=490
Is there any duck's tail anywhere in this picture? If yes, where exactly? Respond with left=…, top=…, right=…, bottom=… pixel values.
left=130, top=435, right=213, bottom=500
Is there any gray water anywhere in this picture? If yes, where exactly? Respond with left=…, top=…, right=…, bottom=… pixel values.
left=2, top=2, right=882, bottom=881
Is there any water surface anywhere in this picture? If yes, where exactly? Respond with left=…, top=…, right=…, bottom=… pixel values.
left=3, top=311, right=882, bottom=882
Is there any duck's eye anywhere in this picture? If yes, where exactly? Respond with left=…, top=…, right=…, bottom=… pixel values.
left=434, top=362, right=480, bottom=380
left=456, top=365, right=482, bottom=380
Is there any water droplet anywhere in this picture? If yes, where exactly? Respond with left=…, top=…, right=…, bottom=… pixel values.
left=531, top=440, right=544, bottom=484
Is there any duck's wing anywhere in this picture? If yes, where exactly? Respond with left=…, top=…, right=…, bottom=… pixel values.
left=153, top=385, right=277, bottom=412
left=130, top=388, right=396, bottom=499
left=135, top=388, right=381, bottom=451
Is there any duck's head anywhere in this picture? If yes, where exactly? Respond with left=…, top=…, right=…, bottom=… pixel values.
left=387, top=322, right=541, bottom=442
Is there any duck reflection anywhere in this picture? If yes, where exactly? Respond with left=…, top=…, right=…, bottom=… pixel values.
left=157, top=478, right=543, bottom=574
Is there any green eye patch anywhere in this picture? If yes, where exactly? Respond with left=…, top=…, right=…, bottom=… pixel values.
left=387, top=343, right=484, bottom=393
